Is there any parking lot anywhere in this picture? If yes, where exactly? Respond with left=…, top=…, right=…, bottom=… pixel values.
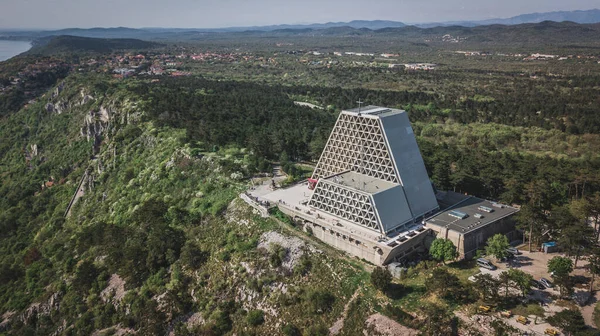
left=472, top=248, right=599, bottom=333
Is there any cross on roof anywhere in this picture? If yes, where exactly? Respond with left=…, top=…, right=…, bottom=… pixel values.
left=356, top=99, right=364, bottom=114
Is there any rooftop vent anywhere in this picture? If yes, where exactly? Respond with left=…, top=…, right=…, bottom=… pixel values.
left=474, top=213, right=484, bottom=219
left=449, top=210, right=468, bottom=219
left=478, top=206, right=494, bottom=213
left=492, top=203, right=505, bottom=209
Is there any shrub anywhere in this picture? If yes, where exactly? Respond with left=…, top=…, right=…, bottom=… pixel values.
left=246, top=309, right=265, bottom=326
left=371, top=267, right=392, bottom=291
left=269, top=244, right=287, bottom=267
left=304, top=324, right=328, bottom=336
left=282, top=323, right=301, bottom=336
left=293, top=255, right=312, bottom=276
left=306, top=289, right=335, bottom=314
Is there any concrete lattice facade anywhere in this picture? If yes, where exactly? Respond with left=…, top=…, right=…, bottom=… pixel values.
left=308, top=106, right=439, bottom=234
left=312, top=112, right=399, bottom=183
left=308, top=178, right=380, bottom=231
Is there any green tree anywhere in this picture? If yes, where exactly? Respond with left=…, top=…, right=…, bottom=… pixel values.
left=499, top=271, right=513, bottom=298
left=507, top=269, right=533, bottom=297
left=485, top=234, right=511, bottom=261
left=586, top=247, right=600, bottom=293
left=571, top=192, right=600, bottom=241
left=516, top=204, right=547, bottom=252
left=555, top=204, right=595, bottom=267
left=426, top=268, right=461, bottom=298
left=370, top=267, right=393, bottom=292
left=547, top=309, right=586, bottom=336
left=473, top=273, right=500, bottom=302
left=548, top=256, right=574, bottom=298
left=72, top=259, right=99, bottom=292
left=554, top=274, right=575, bottom=298
left=548, top=256, right=574, bottom=277
left=419, top=302, right=454, bottom=336
left=429, top=238, right=458, bottom=264
left=179, top=241, right=209, bottom=268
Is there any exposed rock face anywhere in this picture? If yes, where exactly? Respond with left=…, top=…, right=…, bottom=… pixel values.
left=257, top=231, right=320, bottom=270
left=30, top=144, right=38, bottom=157
left=364, top=313, right=419, bottom=336
left=0, top=312, right=15, bottom=332
left=82, top=110, right=108, bottom=143
left=51, top=82, right=65, bottom=99
left=79, top=89, right=95, bottom=106
left=45, top=101, right=67, bottom=114
left=19, top=292, right=61, bottom=325
left=25, top=144, right=38, bottom=162
left=101, top=274, right=127, bottom=307
left=81, top=105, right=115, bottom=156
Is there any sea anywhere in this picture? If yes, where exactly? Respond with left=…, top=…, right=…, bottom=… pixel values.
left=0, top=40, right=32, bottom=61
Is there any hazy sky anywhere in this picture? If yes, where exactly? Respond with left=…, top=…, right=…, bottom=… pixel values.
left=0, top=0, right=598, bottom=29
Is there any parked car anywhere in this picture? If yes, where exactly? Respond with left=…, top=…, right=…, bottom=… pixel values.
left=516, top=315, right=529, bottom=325
left=531, top=280, right=545, bottom=290
left=478, top=305, right=492, bottom=313
left=539, top=278, right=553, bottom=288
left=500, top=252, right=515, bottom=262
left=506, top=247, right=521, bottom=255
left=477, top=258, right=497, bottom=270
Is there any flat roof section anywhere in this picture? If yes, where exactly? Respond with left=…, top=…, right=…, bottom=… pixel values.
left=435, top=190, right=471, bottom=210
left=326, top=171, right=398, bottom=195
left=344, top=105, right=403, bottom=118
left=425, top=193, right=518, bottom=234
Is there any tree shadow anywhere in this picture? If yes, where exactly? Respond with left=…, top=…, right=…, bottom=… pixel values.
left=573, top=274, right=589, bottom=286
left=447, top=259, right=476, bottom=270
left=508, top=255, right=533, bottom=268
left=385, top=283, right=423, bottom=300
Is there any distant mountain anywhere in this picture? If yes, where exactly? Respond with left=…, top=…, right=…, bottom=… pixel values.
left=27, top=35, right=162, bottom=55
left=234, top=21, right=600, bottom=47
left=217, top=20, right=406, bottom=32
left=417, top=8, right=600, bottom=28
left=1, top=9, right=600, bottom=43
left=39, top=27, right=149, bottom=39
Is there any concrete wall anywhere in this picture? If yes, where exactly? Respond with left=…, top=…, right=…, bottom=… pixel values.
left=277, top=204, right=429, bottom=266
left=307, top=221, right=383, bottom=265
left=380, top=113, right=439, bottom=217
left=427, top=216, right=518, bottom=259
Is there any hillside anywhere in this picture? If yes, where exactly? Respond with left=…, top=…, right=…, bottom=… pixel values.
left=26, top=35, right=162, bottom=55
left=418, top=8, right=600, bottom=27
left=2, top=21, right=600, bottom=334
left=2, top=67, right=600, bottom=336
left=0, top=73, right=376, bottom=335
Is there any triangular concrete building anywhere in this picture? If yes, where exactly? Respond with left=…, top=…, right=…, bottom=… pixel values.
left=308, top=106, right=439, bottom=235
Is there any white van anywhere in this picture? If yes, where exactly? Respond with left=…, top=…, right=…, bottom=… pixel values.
left=476, top=258, right=497, bottom=270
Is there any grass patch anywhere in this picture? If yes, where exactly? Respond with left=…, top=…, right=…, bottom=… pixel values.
left=270, top=207, right=294, bottom=226
left=511, top=303, right=545, bottom=317
left=447, top=260, right=480, bottom=282
left=555, top=299, right=579, bottom=310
